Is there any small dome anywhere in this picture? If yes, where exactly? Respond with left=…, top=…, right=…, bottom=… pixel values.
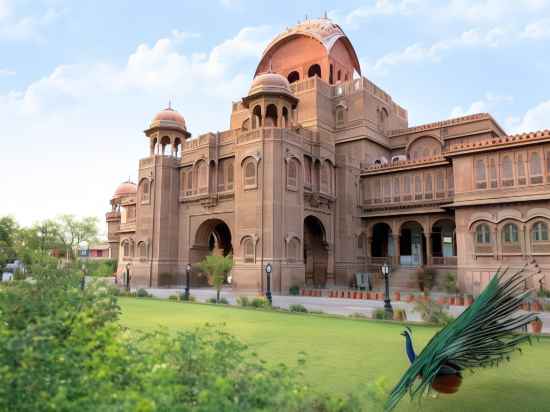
left=249, top=72, right=292, bottom=96
left=112, top=181, right=137, bottom=200
left=149, top=106, right=187, bottom=130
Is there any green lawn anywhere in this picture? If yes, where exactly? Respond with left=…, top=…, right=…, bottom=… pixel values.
left=119, top=298, right=550, bottom=412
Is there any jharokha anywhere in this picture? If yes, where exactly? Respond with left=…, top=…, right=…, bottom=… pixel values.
left=106, top=18, right=550, bottom=294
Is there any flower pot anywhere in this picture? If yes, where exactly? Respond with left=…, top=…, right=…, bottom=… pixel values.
left=456, top=296, right=464, bottom=306
left=532, top=301, right=542, bottom=312
left=436, top=296, right=446, bottom=305
left=352, top=291, right=358, bottom=299
left=449, top=296, right=456, bottom=305
left=393, top=291, right=401, bottom=301
left=300, top=288, right=305, bottom=296
left=531, top=319, right=543, bottom=334
left=521, top=303, right=529, bottom=311
left=465, top=295, right=474, bottom=307
left=358, top=292, right=364, bottom=299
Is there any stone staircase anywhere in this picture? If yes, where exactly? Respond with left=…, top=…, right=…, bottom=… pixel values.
left=369, top=265, right=419, bottom=291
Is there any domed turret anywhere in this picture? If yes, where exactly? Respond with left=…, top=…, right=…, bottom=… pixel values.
left=149, top=106, right=187, bottom=132
left=144, top=104, right=191, bottom=157
left=112, top=180, right=137, bottom=200
left=248, top=72, right=292, bottom=96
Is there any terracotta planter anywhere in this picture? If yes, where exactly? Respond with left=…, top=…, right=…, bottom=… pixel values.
left=531, top=319, right=543, bottom=334
left=300, top=288, right=305, bottom=296
left=521, top=303, right=530, bottom=311
left=436, top=296, right=446, bottom=305
left=378, top=292, right=385, bottom=301
left=456, top=296, right=464, bottom=306
left=532, top=301, right=542, bottom=312
left=352, top=291, right=358, bottom=299
left=449, top=296, right=456, bottom=305
left=358, top=292, right=364, bottom=299
left=464, top=295, right=474, bottom=307
left=393, top=291, right=401, bottom=301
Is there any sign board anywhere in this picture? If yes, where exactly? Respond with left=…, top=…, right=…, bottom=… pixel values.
left=443, top=236, right=453, bottom=244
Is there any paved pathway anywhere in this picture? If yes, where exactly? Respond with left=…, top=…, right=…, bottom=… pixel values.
left=145, top=287, right=550, bottom=333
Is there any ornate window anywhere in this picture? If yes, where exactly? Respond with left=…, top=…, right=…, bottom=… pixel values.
left=196, top=161, right=208, bottom=193
left=304, top=157, right=312, bottom=187
left=502, top=223, right=519, bottom=244
left=532, top=222, right=549, bottom=242
left=374, top=178, right=381, bottom=203
left=243, top=158, right=257, bottom=189
left=501, top=155, right=514, bottom=186
left=489, top=158, right=497, bottom=188
left=335, top=107, right=345, bottom=126
left=393, top=176, right=400, bottom=202
left=475, top=159, right=487, bottom=189
left=227, top=162, right=234, bottom=190
left=287, top=158, right=298, bottom=190
left=138, top=241, right=147, bottom=258
left=140, top=179, right=150, bottom=203
left=447, top=168, right=454, bottom=196
left=436, top=172, right=445, bottom=198
left=287, top=238, right=300, bottom=262
left=475, top=224, right=491, bottom=244
left=122, top=241, right=130, bottom=257
left=218, top=162, right=225, bottom=191
left=517, top=154, right=526, bottom=185
left=403, top=175, right=412, bottom=201
left=383, top=178, right=391, bottom=202
left=414, top=175, right=422, bottom=200
left=530, top=152, right=543, bottom=184
left=243, top=237, right=254, bottom=263
left=424, top=173, right=433, bottom=200
left=321, top=161, right=332, bottom=194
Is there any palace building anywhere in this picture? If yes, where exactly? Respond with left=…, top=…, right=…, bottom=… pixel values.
left=106, top=18, right=550, bottom=294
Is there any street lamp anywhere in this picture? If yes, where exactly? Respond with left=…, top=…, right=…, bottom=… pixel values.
left=185, top=263, right=192, bottom=300
left=125, top=263, right=131, bottom=292
left=80, top=264, right=86, bottom=291
left=265, top=263, right=272, bottom=305
left=381, top=262, right=393, bottom=317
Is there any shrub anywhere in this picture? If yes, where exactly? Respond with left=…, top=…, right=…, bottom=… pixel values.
left=168, top=294, right=178, bottom=301
left=444, top=272, right=459, bottom=294
left=250, top=297, right=269, bottom=308
left=237, top=296, right=250, bottom=307
left=372, top=308, right=391, bottom=320
left=208, top=297, right=228, bottom=304
left=136, top=288, right=151, bottom=298
left=178, top=292, right=196, bottom=302
left=289, top=304, right=308, bottom=313
left=219, top=297, right=229, bottom=304
left=543, top=303, right=550, bottom=312
left=288, top=285, right=300, bottom=296
left=537, top=288, right=550, bottom=298
left=413, top=298, right=453, bottom=326
left=197, top=254, right=233, bottom=303
left=416, top=267, right=436, bottom=291
left=349, top=312, right=369, bottom=319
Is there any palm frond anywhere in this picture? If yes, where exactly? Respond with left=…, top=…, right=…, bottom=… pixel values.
left=385, top=267, right=538, bottom=412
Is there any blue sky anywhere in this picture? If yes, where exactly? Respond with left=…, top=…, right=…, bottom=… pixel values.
left=1, top=0, right=550, bottom=231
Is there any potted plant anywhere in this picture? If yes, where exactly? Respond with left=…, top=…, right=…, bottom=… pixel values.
left=531, top=300, right=543, bottom=312
left=464, top=294, right=474, bottom=307
left=531, top=317, right=543, bottom=334
left=393, top=291, right=401, bottom=301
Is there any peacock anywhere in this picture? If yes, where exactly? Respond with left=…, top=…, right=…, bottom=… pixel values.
left=385, top=268, right=539, bottom=412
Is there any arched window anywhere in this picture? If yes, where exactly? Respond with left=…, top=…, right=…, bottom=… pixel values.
left=140, top=179, right=150, bottom=203
left=186, top=169, right=193, bottom=195
left=329, top=63, right=334, bottom=84
left=379, top=108, right=389, bottom=131
left=227, top=162, right=234, bottom=190
left=475, top=159, right=487, bottom=189
left=282, top=107, right=289, bottom=128
left=517, top=153, right=526, bottom=185
left=307, top=64, right=321, bottom=78
left=436, top=172, right=445, bottom=198
left=243, top=158, right=257, bottom=188
left=241, top=118, right=249, bottom=131
left=252, top=105, right=262, bottom=129
left=532, top=222, right=549, bottom=241
left=530, top=152, right=543, bottom=184
left=265, top=104, right=278, bottom=127
left=287, top=158, right=298, bottom=189
left=243, top=237, right=254, bottom=263
left=502, top=223, right=519, bottom=244
left=138, top=241, right=147, bottom=258
left=335, top=106, right=345, bottom=126
left=287, top=71, right=299, bottom=83
left=196, top=161, right=208, bottom=193
left=447, top=169, right=454, bottom=195
left=304, top=156, right=312, bottom=187
left=414, top=175, right=422, bottom=200
left=122, top=241, right=130, bottom=257
left=476, top=224, right=491, bottom=244
left=287, top=237, right=300, bottom=262
left=337, top=69, right=342, bottom=81
left=501, top=155, right=514, bottom=186
left=321, top=161, right=331, bottom=194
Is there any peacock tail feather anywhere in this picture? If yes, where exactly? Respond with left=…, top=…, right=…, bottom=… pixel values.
left=385, top=267, right=539, bottom=412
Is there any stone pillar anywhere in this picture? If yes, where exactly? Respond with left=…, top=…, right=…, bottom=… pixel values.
left=425, top=232, right=432, bottom=266
left=393, top=234, right=400, bottom=266
left=326, top=242, right=335, bottom=286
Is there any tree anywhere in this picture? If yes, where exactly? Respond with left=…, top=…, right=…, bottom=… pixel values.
left=0, top=216, right=19, bottom=268
left=197, top=254, right=233, bottom=303
left=56, top=215, right=99, bottom=259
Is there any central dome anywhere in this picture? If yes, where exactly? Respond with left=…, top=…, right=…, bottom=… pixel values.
left=248, top=72, right=292, bottom=96
left=112, top=181, right=137, bottom=200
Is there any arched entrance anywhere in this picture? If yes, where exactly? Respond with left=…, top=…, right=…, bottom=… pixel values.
left=192, top=218, right=233, bottom=285
left=371, top=222, right=393, bottom=259
left=399, top=221, right=426, bottom=266
left=304, top=215, right=328, bottom=287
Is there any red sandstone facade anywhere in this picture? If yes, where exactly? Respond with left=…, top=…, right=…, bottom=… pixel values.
left=106, top=18, right=550, bottom=294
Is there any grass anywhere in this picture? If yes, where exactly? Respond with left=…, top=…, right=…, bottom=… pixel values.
left=119, top=298, right=550, bottom=412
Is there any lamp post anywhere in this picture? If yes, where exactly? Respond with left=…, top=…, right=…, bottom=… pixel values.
left=125, top=263, right=131, bottom=292
left=381, top=262, right=393, bottom=317
left=80, top=264, right=86, bottom=291
left=185, top=263, right=191, bottom=300
left=265, top=263, right=272, bottom=305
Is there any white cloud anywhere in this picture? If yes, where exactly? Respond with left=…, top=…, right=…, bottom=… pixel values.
left=170, top=30, right=200, bottom=42
left=330, top=0, right=421, bottom=28
left=0, top=0, right=61, bottom=41
left=521, top=19, right=550, bottom=39
left=444, top=0, right=549, bottom=23
left=0, top=25, right=274, bottom=226
left=0, top=68, right=15, bottom=76
left=364, top=27, right=512, bottom=75
left=450, top=93, right=513, bottom=118
left=508, top=100, right=550, bottom=133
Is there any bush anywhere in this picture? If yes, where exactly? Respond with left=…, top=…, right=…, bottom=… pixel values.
left=413, top=298, right=453, bottom=326
left=416, top=267, right=436, bottom=291
left=289, top=304, right=308, bottom=313
left=237, top=296, right=250, bottom=307
left=288, top=285, right=300, bottom=296
left=136, top=288, right=151, bottom=298
left=208, top=297, right=229, bottom=304
left=178, top=292, right=196, bottom=302
left=538, top=288, right=550, bottom=298
left=250, top=297, right=269, bottom=308
left=168, top=294, right=178, bottom=301
left=444, top=272, right=459, bottom=294
left=0, top=252, right=389, bottom=411
left=372, top=308, right=391, bottom=320
left=81, top=259, right=117, bottom=277
left=543, top=303, right=550, bottom=312
left=349, top=312, right=369, bottom=319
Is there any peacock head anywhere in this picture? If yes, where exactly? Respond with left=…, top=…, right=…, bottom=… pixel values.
left=400, top=326, right=413, bottom=339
